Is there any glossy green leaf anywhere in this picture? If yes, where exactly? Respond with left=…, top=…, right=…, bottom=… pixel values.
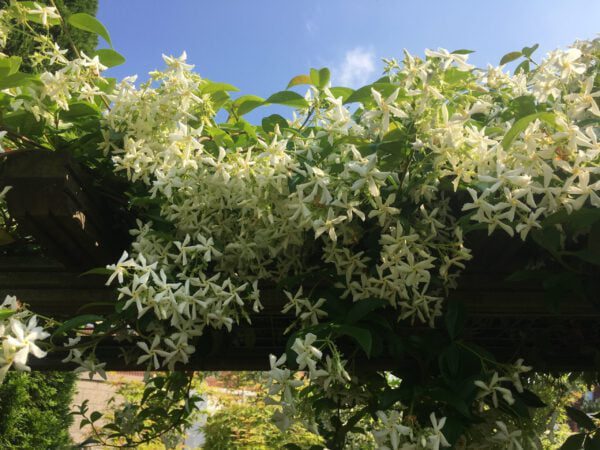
left=310, top=67, right=330, bottom=89
left=445, top=299, right=466, bottom=340
left=94, top=49, right=125, bottom=68
left=59, top=102, right=100, bottom=121
left=53, top=314, right=104, bottom=336
left=335, top=324, right=372, bottom=357
left=566, top=406, right=597, bottom=431
left=329, top=87, right=354, bottom=102
left=0, top=228, right=15, bottom=246
left=0, top=56, right=21, bottom=77
left=586, top=434, right=600, bottom=450
left=344, top=84, right=373, bottom=104
left=344, top=82, right=398, bottom=104
left=502, top=112, right=556, bottom=150
left=265, top=91, right=308, bottom=108
left=261, top=114, right=288, bottom=133
left=522, top=44, right=539, bottom=58
left=560, top=433, right=585, bottom=450
left=0, top=72, right=35, bottom=90
left=68, top=13, right=112, bottom=47
left=345, top=298, right=387, bottom=324
left=235, top=95, right=265, bottom=115
left=500, top=51, right=522, bottom=65
left=0, top=308, right=17, bottom=320
left=515, top=60, right=530, bottom=74
left=80, top=267, right=112, bottom=277
left=429, top=387, right=472, bottom=418
left=287, top=74, right=312, bottom=89
left=517, top=389, right=547, bottom=408
left=508, top=95, right=537, bottom=120
left=201, top=81, right=239, bottom=94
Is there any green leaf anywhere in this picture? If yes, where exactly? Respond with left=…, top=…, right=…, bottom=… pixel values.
left=0, top=228, right=15, bottom=246
left=68, top=13, right=112, bottom=47
left=52, top=314, right=103, bottom=337
left=0, top=309, right=16, bottom=320
left=500, top=51, right=522, bottom=65
left=452, top=49, right=475, bottom=55
left=560, top=433, right=586, bottom=450
left=261, top=114, right=288, bottom=133
left=93, top=49, right=125, bottom=68
left=444, top=68, right=471, bottom=84
left=515, top=60, right=530, bottom=74
left=80, top=267, right=112, bottom=277
left=344, top=82, right=398, bottom=105
left=265, top=91, right=309, bottom=108
left=439, top=344, right=461, bottom=380
left=329, top=87, right=354, bottom=102
left=566, top=406, right=597, bottom=431
left=309, top=67, right=330, bottom=89
left=508, top=95, right=537, bottom=120
left=445, top=299, right=466, bottom=340
left=345, top=299, right=387, bottom=324
left=574, top=248, right=600, bottom=265
left=201, top=81, right=239, bottom=94
left=286, top=74, right=312, bottom=89
left=0, top=72, right=35, bottom=90
left=502, top=112, right=556, bottom=150
left=0, top=56, right=21, bottom=77
left=429, top=387, right=472, bottom=418
left=335, top=324, right=372, bottom=357
left=531, top=227, right=561, bottom=256
left=517, top=389, right=547, bottom=408
left=234, top=95, right=265, bottom=115
left=59, top=102, right=100, bottom=122
left=344, top=84, right=373, bottom=104
left=90, top=411, right=102, bottom=422
left=522, top=44, right=539, bottom=58
left=586, top=434, right=600, bottom=450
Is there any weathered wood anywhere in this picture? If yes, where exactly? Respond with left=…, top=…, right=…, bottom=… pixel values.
left=7, top=267, right=599, bottom=371
left=0, top=150, right=130, bottom=269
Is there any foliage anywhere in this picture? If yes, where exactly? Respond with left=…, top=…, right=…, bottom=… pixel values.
left=0, top=2, right=598, bottom=449
left=0, top=369, right=76, bottom=449
left=204, top=401, right=323, bottom=449
left=0, top=0, right=98, bottom=72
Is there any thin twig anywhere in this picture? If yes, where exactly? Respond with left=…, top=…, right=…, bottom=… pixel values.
left=0, top=125, right=53, bottom=152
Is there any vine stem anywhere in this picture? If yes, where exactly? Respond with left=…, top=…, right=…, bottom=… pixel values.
left=81, top=372, right=196, bottom=448
left=0, top=125, right=53, bottom=152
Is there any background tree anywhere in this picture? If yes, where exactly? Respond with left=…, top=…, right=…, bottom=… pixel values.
left=0, top=371, right=77, bottom=449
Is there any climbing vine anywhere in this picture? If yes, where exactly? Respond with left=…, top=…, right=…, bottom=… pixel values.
left=0, top=2, right=599, bottom=448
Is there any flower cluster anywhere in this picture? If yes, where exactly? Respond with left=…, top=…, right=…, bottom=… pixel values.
left=0, top=295, right=49, bottom=382
left=0, top=3, right=599, bottom=446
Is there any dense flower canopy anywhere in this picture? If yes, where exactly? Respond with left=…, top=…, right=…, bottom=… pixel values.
left=0, top=2, right=599, bottom=448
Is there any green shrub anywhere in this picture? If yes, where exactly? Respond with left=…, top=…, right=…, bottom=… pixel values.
left=0, top=371, right=77, bottom=449
left=203, top=402, right=322, bottom=449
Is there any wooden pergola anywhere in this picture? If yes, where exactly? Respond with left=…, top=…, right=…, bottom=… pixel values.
left=1, top=150, right=598, bottom=371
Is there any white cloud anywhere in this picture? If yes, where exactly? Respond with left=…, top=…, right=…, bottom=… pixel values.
left=334, top=47, right=376, bottom=88
left=305, top=19, right=317, bottom=35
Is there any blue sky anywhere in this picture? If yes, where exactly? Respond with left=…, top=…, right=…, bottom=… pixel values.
left=97, top=1, right=600, bottom=100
